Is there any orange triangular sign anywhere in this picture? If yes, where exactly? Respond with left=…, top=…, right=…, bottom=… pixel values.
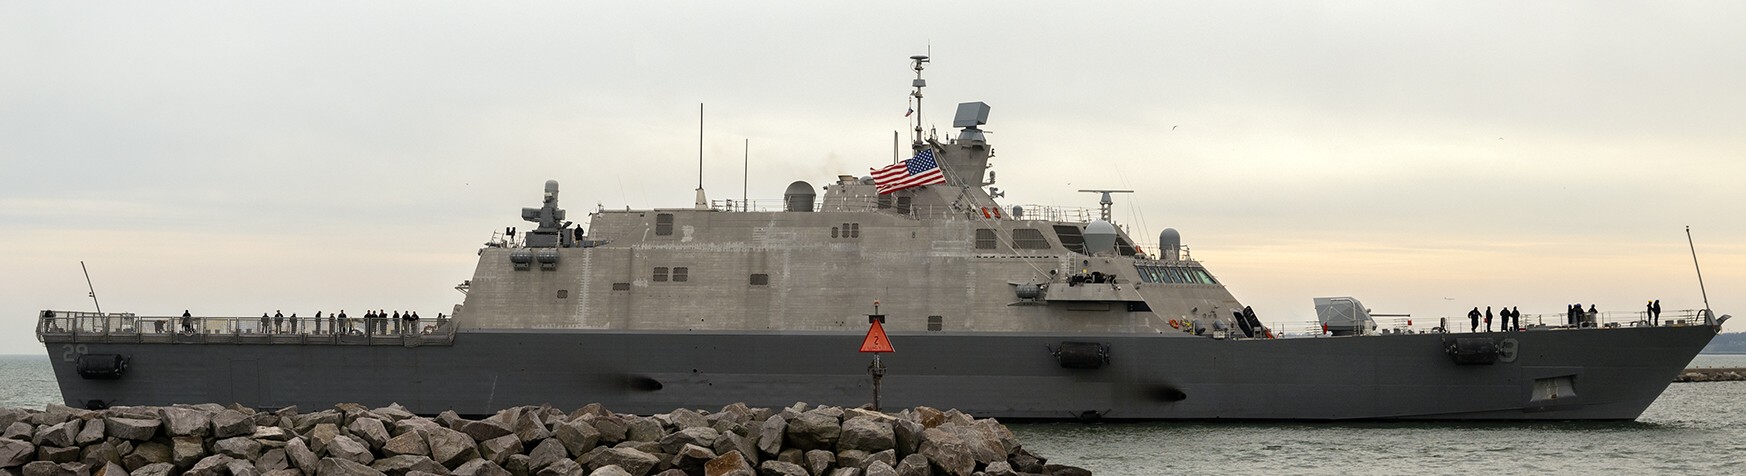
left=860, top=321, right=895, bottom=353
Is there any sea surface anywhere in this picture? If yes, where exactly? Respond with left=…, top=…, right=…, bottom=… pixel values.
left=4, top=354, right=1744, bottom=475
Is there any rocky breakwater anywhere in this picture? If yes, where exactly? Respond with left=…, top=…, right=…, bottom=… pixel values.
left=1676, top=367, right=1746, bottom=382
left=0, top=402, right=1088, bottom=476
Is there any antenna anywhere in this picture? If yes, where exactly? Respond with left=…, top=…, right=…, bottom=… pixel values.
left=742, top=138, right=749, bottom=212
left=695, top=103, right=708, bottom=209
left=80, top=261, right=102, bottom=314
left=1077, top=189, right=1135, bottom=222
left=1686, top=226, right=1713, bottom=323
left=909, top=54, right=930, bottom=144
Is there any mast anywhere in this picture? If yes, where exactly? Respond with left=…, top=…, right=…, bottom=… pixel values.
left=909, top=55, right=929, bottom=144
left=1686, top=226, right=1713, bottom=323
left=80, top=261, right=102, bottom=314
left=695, top=103, right=708, bottom=209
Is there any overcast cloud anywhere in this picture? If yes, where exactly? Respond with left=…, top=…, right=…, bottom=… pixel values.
left=4, top=1, right=1743, bottom=355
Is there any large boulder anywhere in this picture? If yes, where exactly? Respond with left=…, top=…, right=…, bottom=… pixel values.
left=123, top=441, right=171, bottom=470
left=981, top=461, right=1017, bottom=476
left=328, top=435, right=376, bottom=465
left=756, top=461, right=807, bottom=476
left=211, top=410, right=254, bottom=439
left=103, top=417, right=160, bottom=442
left=459, top=420, right=513, bottom=443
left=370, top=455, right=447, bottom=476
left=159, top=408, right=211, bottom=438
left=33, top=421, right=80, bottom=447
left=81, top=441, right=122, bottom=467
left=658, top=428, right=719, bottom=455
left=589, top=466, right=633, bottom=476
left=803, top=450, right=834, bottom=476
left=227, top=458, right=262, bottom=476
left=213, top=436, right=264, bottom=460
left=525, top=438, right=568, bottom=472
left=350, top=418, right=393, bottom=450
left=534, top=458, right=582, bottom=476
left=75, top=419, right=107, bottom=445
left=623, top=419, right=663, bottom=443
left=585, top=448, right=659, bottom=476
left=665, top=409, right=708, bottom=431
left=836, top=419, right=894, bottom=453
left=450, top=458, right=511, bottom=476
left=373, top=404, right=417, bottom=423
left=711, top=432, right=759, bottom=468
left=889, top=420, right=922, bottom=459
left=318, top=457, right=388, bottom=476
left=95, top=461, right=129, bottom=476
left=893, top=454, right=929, bottom=476
left=425, top=427, right=481, bottom=469
left=478, top=435, right=523, bottom=466
left=861, top=461, right=897, bottom=476
left=254, top=448, right=290, bottom=473
left=384, top=431, right=432, bottom=458
left=914, top=429, right=971, bottom=476
left=554, top=420, right=601, bottom=457
left=512, top=411, right=552, bottom=444
left=309, top=423, right=342, bottom=453
left=1, top=438, right=37, bottom=467
left=131, top=462, right=175, bottom=476
left=703, top=451, right=755, bottom=476
left=187, top=454, right=235, bottom=476
left=284, top=438, right=319, bottom=474
left=171, top=436, right=206, bottom=469
left=590, top=417, right=627, bottom=445
left=782, top=413, right=839, bottom=452
left=4, top=422, right=34, bottom=440
left=38, top=445, right=80, bottom=463
left=253, top=426, right=292, bottom=442
left=755, top=417, right=785, bottom=457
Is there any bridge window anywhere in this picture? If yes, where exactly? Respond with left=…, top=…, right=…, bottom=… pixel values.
left=672, top=267, right=689, bottom=282
left=612, top=283, right=630, bottom=291
left=557, top=290, right=568, bottom=299
left=655, top=213, right=674, bottom=236
left=928, top=315, right=943, bottom=331
left=653, top=267, right=669, bottom=282
left=750, top=274, right=769, bottom=285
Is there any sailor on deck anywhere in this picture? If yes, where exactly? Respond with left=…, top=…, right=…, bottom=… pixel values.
left=1468, top=307, right=1481, bottom=333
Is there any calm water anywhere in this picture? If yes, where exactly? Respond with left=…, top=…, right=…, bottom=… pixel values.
left=5, top=354, right=1744, bottom=474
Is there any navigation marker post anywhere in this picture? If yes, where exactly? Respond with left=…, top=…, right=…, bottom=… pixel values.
left=860, top=300, right=895, bottom=411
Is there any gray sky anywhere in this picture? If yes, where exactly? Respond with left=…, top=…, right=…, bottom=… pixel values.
left=4, top=2, right=1743, bottom=354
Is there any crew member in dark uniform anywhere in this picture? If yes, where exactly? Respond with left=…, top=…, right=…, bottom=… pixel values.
left=1468, top=307, right=1481, bottom=333
left=1484, top=306, right=1493, bottom=332
left=1652, top=300, right=1662, bottom=325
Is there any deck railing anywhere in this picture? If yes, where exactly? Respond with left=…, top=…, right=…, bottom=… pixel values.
left=707, top=197, right=1094, bottom=222
left=35, top=310, right=456, bottom=346
left=1264, top=308, right=1713, bottom=338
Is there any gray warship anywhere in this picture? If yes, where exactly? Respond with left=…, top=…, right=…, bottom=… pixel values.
left=38, top=57, right=1728, bottom=420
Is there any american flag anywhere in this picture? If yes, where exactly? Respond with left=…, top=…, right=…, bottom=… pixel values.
left=872, top=148, right=947, bottom=194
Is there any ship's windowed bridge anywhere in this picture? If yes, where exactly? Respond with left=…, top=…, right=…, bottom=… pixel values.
left=36, top=311, right=457, bottom=346
left=1134, top=265, right=1220, bottom=285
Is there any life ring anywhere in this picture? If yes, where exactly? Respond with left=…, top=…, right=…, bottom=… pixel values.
left=1169, top=319, right=1182, bottom=329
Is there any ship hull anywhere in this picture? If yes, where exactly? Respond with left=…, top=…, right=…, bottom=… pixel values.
left=45, top=325, right=1713, bottom=420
